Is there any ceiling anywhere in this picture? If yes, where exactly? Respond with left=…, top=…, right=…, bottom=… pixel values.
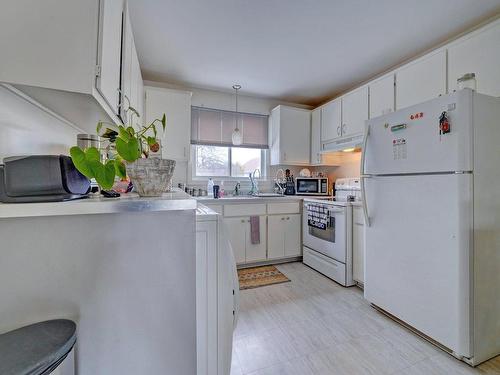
left=128, top=0, right=500, bottom=105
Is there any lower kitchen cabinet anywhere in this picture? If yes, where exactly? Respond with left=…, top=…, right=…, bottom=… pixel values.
left=268, top=214, right=301, bottom=259
left=224, top=216, right=267, bottom=264
left=352, top=206, right=365, bottom=285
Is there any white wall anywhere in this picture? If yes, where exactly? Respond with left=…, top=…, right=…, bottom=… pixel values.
left=0, top=84, right=81, bottom=160
left=144, top=80, right=311, bottom=115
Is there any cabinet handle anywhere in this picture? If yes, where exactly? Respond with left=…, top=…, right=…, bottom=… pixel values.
left=286, top=217, right=290, bottom=220
left=281, top=217, right=285, bottom=220
left=337, top=126, right=341, bottom=136
left=241, top=219, right=245, bottom=223
left=342, top=124, right=347, bottom=134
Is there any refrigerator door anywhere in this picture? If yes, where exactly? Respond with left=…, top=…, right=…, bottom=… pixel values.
left=364, top=90, right=473, bottom=175
left=364, top=173, right=472, bottom=357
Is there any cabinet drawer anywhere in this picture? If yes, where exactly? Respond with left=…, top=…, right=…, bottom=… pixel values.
left=353, top=207, right=364, bottom=225
left=224, top=204, right=266, bottom=217
left=267, top=202, right=300, bottom=215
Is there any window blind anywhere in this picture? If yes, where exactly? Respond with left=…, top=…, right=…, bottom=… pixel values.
left=191, top=106, right=269, bottom=149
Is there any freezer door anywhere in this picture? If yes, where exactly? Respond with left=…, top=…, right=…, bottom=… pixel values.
left=364, top=174, right=472, bottom=357
left=364, top=90, right=473, bottom=175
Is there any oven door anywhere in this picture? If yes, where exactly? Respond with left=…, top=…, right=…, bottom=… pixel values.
left=303, top=204, right=347, bottom=263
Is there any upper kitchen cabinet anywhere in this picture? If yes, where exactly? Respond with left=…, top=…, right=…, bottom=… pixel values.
left=448, top=20, right=500, bottom=97
left=121, top=3, right=144, bottom=121
left=145, top=87, right=192, bottom=161
left=310, top=108, right=322, bottom=165
left=396, top=50, right=446, bottom=110
left=369, top=74, right=395, bottom=119
left=320, top=99, right=342, bottom=142
left=269, top=106, right=311, bottom=166
left=97, top=0, right=125, bottom=116
left=0, top=0, right=134, bottom=132
left=341, top=86, right=368, bottom=136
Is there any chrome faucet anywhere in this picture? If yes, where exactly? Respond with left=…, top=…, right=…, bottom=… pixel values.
left=274, top=168, right=286, bottom=195
left=249, top=169, right=261, bottom=196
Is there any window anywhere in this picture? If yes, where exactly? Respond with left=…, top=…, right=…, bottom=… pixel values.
left=194, top=145, right=265, bottom=178
left=191, top=106, right=268, bottom=178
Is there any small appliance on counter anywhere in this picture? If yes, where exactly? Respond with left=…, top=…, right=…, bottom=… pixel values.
left=0, top=155, right=90, bottom=203
left=295, top=177, right=329, bottom=195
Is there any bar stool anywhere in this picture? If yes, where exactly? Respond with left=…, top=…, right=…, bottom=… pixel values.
left=0, top=319, right=76, bottom=375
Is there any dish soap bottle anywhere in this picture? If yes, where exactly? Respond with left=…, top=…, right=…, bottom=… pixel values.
left=207, top=178, right=214, bottom=197
left=220, top=180, right=225, bottom=198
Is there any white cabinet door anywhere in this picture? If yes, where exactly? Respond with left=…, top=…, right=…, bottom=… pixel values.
left=268, top=216, right=284, bottom=259
left=245, top=216, right=267, bottom=262
left=224, top=218, right=246, bottom=264
left=145, top=87, right=191, bottom=161
left=321, top=99, right=341, bottom=142
left=284, top=214, right=301, bottom=257
left=352, top=207, right=365, bottom=284
left=369, top=74, right=395, bottom=119
left=269, top=108, right=281, bottom=166
left=97, top=0, right=124, bottom=116
left=396, top=50, right=446, bottom=110
left=121, top=4, right=143, bottom=123
left=448, top=21, right=500, bottom=97
left=279, top=107, right=311, bottom=165
left=342, top=86, right=368, bottom=136
left=310, top=108, right=322, bottom=165
left=196, top=221, right=218, bottom=375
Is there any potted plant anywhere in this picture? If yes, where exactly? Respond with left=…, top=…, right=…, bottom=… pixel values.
left=70, top=99, right=175, bottom=197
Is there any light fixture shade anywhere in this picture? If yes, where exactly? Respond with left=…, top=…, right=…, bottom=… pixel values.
left=232, top=128, right=242, bottom=145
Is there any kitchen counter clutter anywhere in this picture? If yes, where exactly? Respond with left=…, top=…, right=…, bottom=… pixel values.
left=0, top=189, right=196, bottom=219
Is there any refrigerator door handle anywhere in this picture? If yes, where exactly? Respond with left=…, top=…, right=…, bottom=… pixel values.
left=360, top=176, right=371, bottom=227
left=361, top=124, right=371, bottom=227
left=361, top=123, right=369, bottom=175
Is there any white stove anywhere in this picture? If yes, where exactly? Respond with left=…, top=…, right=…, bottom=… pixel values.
left=302, top=177, right=360, bottom=287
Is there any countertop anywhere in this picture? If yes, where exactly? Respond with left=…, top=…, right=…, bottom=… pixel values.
left=195, top=195, right=305, bottom=204
left=0, top=189, right=197, bottom=219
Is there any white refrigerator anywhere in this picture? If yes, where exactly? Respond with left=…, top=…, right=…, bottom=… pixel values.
left=361, top=89, right=500, bottom=366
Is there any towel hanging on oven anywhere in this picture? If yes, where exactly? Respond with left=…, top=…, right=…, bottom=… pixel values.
left=307, top=203, right=329, bottom=230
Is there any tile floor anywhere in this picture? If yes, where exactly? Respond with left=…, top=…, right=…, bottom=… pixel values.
left=231, top=262, right=500, bottom=375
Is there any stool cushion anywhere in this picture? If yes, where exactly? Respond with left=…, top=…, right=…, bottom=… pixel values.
left=0, top=319, right=76, bottom=375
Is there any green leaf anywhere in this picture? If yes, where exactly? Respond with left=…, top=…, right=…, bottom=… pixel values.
left=114, top=159, right=127, bottom=179
left=89, top=160, right=115, bottom=190
left=126, top=126, right=135, bottom=136
left=70, top=146, right=94, bottom=179
left=161, top=114, right=166, bottom=131
left=85, top=147, right=100, bottom=162
left=128, top=106, right=139, bottom=118
left=118, top=125, right=131, bottom=141
left=116, top=137, right=140, bottom=162
left=96, top=121, right=103, bottom=134
left=147, top=136, right=157, bottom=146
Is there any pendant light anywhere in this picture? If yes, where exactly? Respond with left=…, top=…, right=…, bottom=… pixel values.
left=231, top=84, right=242, bottom=146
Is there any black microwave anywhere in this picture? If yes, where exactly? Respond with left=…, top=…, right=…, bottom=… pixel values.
left=295, top=177, right=329, bottom=195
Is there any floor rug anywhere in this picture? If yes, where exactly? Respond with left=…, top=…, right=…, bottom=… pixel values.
left=238, top=265, right=291, bottom=290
